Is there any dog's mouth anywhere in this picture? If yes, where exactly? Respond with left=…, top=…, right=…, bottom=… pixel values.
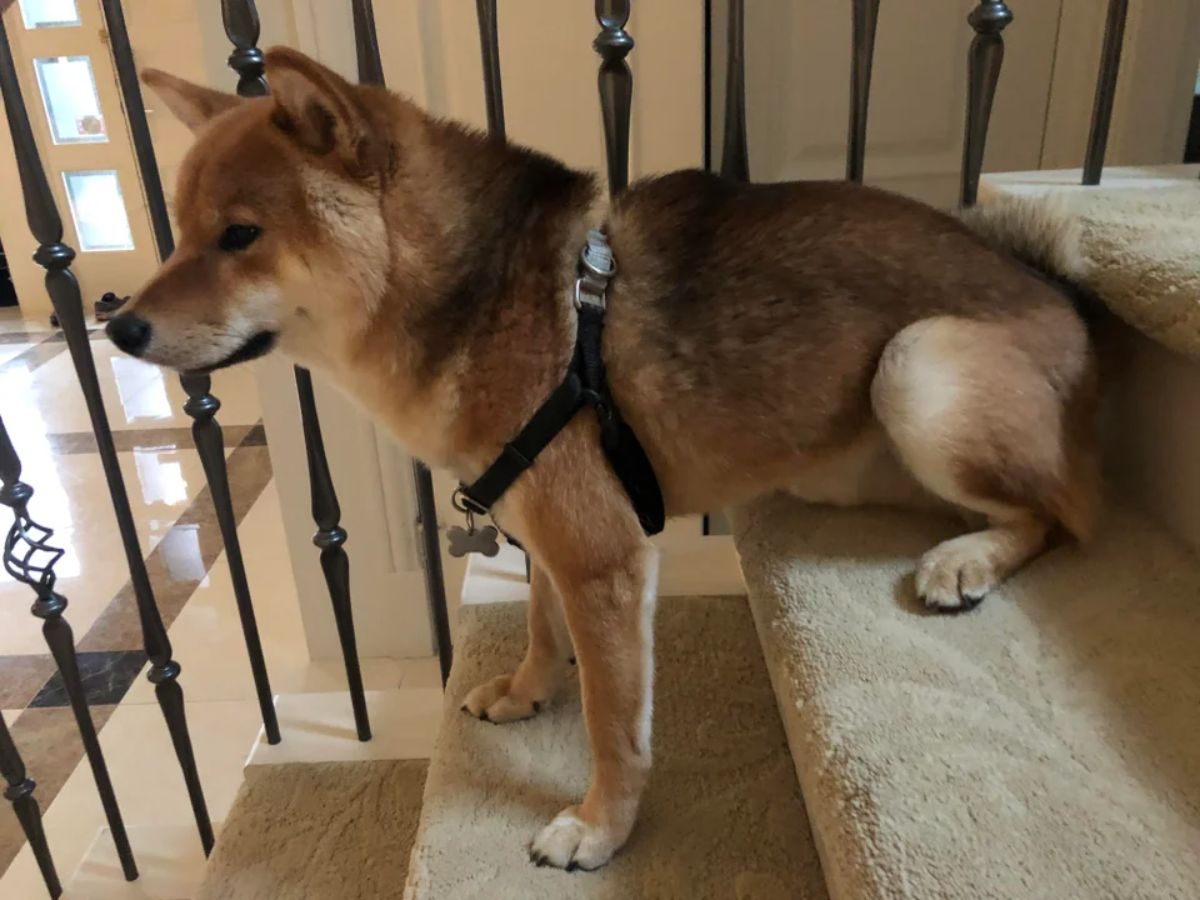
left=186, top=330, right=278, bottom=375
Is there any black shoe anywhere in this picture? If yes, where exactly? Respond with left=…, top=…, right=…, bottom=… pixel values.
left=94, top=292, right=129, bottom=321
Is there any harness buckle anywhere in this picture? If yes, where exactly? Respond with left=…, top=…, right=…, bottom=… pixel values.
left=573, top=277, right=606, bottom=311
left=573, top=229, right=615, bottom=311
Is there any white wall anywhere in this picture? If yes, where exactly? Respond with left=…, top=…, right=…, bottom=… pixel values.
left=709, top=0, right=1200, bottom=208
left=1104, top=325, right=1200, bottom=555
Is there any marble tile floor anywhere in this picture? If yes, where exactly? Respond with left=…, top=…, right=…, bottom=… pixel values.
left=0, top=309, right=443, bottom=897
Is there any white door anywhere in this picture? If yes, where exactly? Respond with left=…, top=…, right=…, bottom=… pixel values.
left=5, top=0, right=158, bottom=308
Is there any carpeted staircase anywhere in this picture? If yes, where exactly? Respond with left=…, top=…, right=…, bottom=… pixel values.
left=404, top=594, right=825, bottom=900
left=197, top=760, right=428, bottom=900
left=193, top=166, right=1200, bottom=899
left=733, top=499, right=1200, bottom=900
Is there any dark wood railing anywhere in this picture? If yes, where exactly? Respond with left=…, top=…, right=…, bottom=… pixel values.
left=595, top=1, right=635, bottom=196
left=0, top=410, right=136, bottom=883
left=961, top=1, right=1014, bottom=206
left=847, top=0, right=881, bottom=184
left=220, top=0, right=373, bottom=743
left=1083, top=0, right=1129, bottom=186
left=475, top=0, right=506, bottom=140
left=0, top=0, right=1144, bottom=894
left=99, top=0, right=282, bottom=751
left=0, top=9, right=214, bottom=867
left=0, top=708, right=59, bottom=896
left=719, top=0, right=749, bottom=182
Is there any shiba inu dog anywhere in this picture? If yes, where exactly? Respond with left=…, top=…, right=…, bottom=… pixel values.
left=111, top=47, right=1097, bottom=872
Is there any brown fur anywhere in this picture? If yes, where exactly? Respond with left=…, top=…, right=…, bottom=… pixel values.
left=123, top=48, right=1098, bottom=871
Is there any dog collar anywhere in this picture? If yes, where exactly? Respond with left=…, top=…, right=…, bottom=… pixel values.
left=449, top=230, right=665, bottom=557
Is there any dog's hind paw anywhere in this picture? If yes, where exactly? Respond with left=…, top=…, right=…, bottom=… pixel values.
left=529, top=808, right=619, bottom=871
left=916, top=534, right=995, bottom=612
left=461, top=674, right=543, bottom=724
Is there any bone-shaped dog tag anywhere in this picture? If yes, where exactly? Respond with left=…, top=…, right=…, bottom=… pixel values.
left=447, top=524, right=500, bottom=558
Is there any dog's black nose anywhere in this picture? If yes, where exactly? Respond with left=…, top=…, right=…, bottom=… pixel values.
left=106, top=313, right=151, bottom=357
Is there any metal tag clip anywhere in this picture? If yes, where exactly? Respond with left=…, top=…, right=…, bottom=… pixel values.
left=448, top=489, right=500, bottom=558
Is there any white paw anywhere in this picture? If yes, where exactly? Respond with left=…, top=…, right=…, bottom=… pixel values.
left=916, top=534, right=997, bottom=612
left=529, top=808, right=620, bottom=871
left=461, top=674, right=542, bottom=724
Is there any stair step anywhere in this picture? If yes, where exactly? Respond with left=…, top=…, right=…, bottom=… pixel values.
left=197, top=760, right=428, bottom=900
left=67, top=825, right=211, bottom=899
left=403, top=595, right=827, bottom=898
left=248, top=688, right=442, bottom=768
left=732, top=499, right=1200, bottom=899
left=463, top=536, right=745, bottom=608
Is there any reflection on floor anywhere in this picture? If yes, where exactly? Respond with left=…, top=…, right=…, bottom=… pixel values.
left=0, top=308, right=440, bottom=897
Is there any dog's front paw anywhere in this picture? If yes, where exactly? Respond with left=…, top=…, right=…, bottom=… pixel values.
left=916, top=535, right=996, bottom=612
left=529, top=807, right=621, bottom=871
left=461, top=674, right=543, bottom=724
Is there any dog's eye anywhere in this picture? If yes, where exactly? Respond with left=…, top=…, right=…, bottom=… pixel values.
left=218, top=224, right=262, bottom=252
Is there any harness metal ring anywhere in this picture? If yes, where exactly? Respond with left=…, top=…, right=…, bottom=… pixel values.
left=579, top=248, right=617, bottom=279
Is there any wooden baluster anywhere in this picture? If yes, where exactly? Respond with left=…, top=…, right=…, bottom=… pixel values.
left=100, top=0, right=281, bottom=746
left=720, top=0, right=749, bottom=181
left=473, top=0, right=531, bottom=582
left=1082, top=0, right=1128, bottom=185
left=594, top=1, right=635, bottom=196
left=0, top=712, right=60, bottom=898
left=326, top=1, right=457, bottom=680
left=961, top=1, right=1013, bottom=207
left=712, top=1, right=747, bottom=532
left=350, top=0, right=384, bottom=87
left=475, top=0, right=506, bottom=140
left=413, top=465, right=454, bottom=685
left=846, top=0, right=881, bottom=183
left=1, top=414, right=136, bottom=883
left=350, top=0, right=454, bottom=683
left=221, top=0, right=371, bottom=739
left=0, top=13, right=213, bottom=855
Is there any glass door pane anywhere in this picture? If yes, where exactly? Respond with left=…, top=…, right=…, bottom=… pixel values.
left=63, top=170, right=135, bottom=252
left=18, top=0, right=81, bottom=30
left=33, top=56, right=106, bottom=144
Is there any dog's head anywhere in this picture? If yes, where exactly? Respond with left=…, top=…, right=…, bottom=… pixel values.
left=108, top=48, right=402, bottom=373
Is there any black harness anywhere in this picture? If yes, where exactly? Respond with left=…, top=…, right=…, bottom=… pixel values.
left=453, top=231, right=665, bottom=542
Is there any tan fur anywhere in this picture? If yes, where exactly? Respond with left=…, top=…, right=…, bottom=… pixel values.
left=122, top=49, right=1100, bottom=871
left=958, top=193, right=1090, bottom=284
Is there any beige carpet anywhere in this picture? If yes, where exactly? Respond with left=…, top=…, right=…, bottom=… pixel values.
left=732, top=497, right=1200, bottom=900
left=1076, top=181, right=1200, bottom=358
left=403, top=595, right=828, bottom=899
left=981, top=178, right=1200, bottom=359
left=197, top=759, right=428, bottom=899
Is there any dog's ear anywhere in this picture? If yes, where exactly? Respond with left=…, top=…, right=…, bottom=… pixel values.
left=263, top=46, right=386, bottom=181
left=141, top=69, right=241, bottom=132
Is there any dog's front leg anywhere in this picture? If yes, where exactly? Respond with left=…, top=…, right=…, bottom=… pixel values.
left=462, top=564, right=572, bottom=722
left=528, top=543, right=658, bottom=871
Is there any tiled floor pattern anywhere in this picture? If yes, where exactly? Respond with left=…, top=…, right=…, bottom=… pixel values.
left=0, top=310, right=276, bottom=883
left=0, top=308, right=441, bottom=896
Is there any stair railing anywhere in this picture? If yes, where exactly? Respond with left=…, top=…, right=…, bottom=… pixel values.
left=0, top=0, right=1140, bottom=895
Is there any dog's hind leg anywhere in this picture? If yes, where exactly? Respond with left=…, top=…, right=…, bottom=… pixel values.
left=872, top=314, right=1097, bottom=611
left=462, top=564, right=572, bottom=723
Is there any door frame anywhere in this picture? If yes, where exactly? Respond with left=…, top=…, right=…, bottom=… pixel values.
left=0, top=0, right=159, bottom=320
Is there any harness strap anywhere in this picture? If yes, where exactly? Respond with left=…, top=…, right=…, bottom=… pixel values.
left=575, top=303, right=665, bottom=535
left=455, top=372, right=585, bottom=516
left=456, top=230, right=665, bottom=536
